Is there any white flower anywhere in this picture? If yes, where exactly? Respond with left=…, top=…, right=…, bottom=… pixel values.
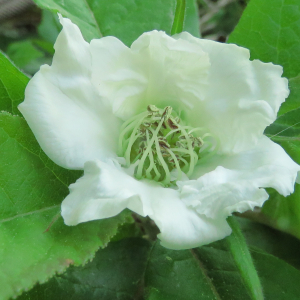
left=19, top=16, right=300, bottom=250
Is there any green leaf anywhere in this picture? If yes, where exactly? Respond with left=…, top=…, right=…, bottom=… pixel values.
left=0, top=51, right=29, bottom=115
left=238, top=217, right=300, bottom=269
left=38, top=10, right=62, bottom=44
left=18, top=238, right=151, bottom=300
left=184, top=0, right=200, bottom=38
left=251, top=250, right=300, bottom=300
left=18, top=218, right=300, bottom=300
left=171, top=0, right=186, bottom=35
left=0, top=112, right=131, bottom=300
left=7, top=41, right=44, bottom=70
left=227, top=217, right=263, bottom=300
left=263, top=108, right=300, bottom=239
left=228, top=0, right=300, bottom=116
left=32, top=0, right=200, bottom=46
left=228, top=0, right=300, bottom=243
left=6, top=40, right=54, bottom=75
left=32, top=0, right=177, bottom=45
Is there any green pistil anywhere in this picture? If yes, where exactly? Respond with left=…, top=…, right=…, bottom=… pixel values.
left=118, top=105, right=210, bottom=186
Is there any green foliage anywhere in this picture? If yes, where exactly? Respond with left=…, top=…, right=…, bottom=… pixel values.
left=38, top=10, right=62, bottom=44
left=32, top=0, right=176, bottom=45
left=2, top=12, right=58, bottom=76
left=0, top=50, right=132, bottom=299
left=32, top=0, right=200, bottom=46
left=226, top=217, right=263, bottom=300
left=0, top=52, right=29, bottom=115
left=0, top=111, right=132, bottom=300
left=184, top=0, right=200, bottom=37
left=228, top=0, right=300, bottom=245
left=228, top=0, right=300, bottom=115
left=0, top=2, right=202, bottom=299
left=18, top=218, right=300, bottom=300
left=6, top=40, right=54, bottom=75
left=199, top=0, right=246, bottom=40
left=1, top=0, right=300, bottom=299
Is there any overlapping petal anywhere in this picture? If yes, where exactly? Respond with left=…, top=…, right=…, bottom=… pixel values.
left=19, top=16, right=300, bottom=250
left=61, top=160, right=147, bottom=225
left=174, top=32, right=289, bottom=153
left=90, top=31, right=210, bottom=120
left=18, top=16, right=121, bottom=169
left=179, top=136, right=300, bottom=219
left=62, top=160, right=232, bottom=250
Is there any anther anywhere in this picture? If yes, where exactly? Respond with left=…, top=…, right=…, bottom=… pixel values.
left=118, top=105, right=212, bottom=186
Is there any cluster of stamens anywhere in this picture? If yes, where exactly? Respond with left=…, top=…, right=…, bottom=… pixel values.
left=118, top=105, right=211, bottom=186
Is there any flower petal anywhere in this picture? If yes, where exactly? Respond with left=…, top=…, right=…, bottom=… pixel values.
left=61, top=159, right=231, bottom=250
left=90, top=31, right=210, bottom=120
left=153, top=195, right=232, bottom=250
left=175, top=32, right=289, bottom=153
left=179, top=136, right=300, bottom=219
left=61, top=160, right=147, bottom=225
left=18, top=16, right=121, bottom=169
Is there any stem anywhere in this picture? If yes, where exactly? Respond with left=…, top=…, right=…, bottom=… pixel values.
left=171, top=0, right=186, bottom=35
left=227, top=216, right=264, bottom=300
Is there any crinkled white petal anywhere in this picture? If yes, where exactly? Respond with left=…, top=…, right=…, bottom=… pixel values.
left=90, top=30, right=210, bottom=120
left=178, top=136, right=300, bottom=219
left=153, top=196, right=232, bottom=250
left=18, top=16, right=121, bottom=169
left=174, top=32, right=289, bottom=153
left=18, top=18, right=299, bottom=250
left=61, top=160, right=147, bottom=225
left=61, top=160, right=232, bottom=250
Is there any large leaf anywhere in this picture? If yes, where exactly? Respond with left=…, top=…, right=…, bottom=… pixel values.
left=18, top=218, right=300, bottom=300
left=0, top=111, right=131, bottom=300
left=228, top=0, right=300, bottom=116
left=0, top=52, right=29, bottom=115
left=263, top=108, right=300, bottom=239
left=228, top=0, right=300, bottom=241
left=32, top=0, right=200, bottom=45
left=238, top=217, right=300, bottom=269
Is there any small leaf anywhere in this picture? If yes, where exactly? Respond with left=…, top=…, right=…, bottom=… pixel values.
left=0, top=51, right=29, bottom=115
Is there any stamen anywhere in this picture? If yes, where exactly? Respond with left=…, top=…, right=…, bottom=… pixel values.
left=179, top=127, right=196, bottom=177
left=136, top=116, right=165, bottom=179
left=167, top=149, right=182, bottom=181
left=154, top=134, right=171, bottom=185
left=118, top=105, right=217, bottom=186
left=118, top=112, right=148, bottom=155
left=145, top=130, right=161, bottom=180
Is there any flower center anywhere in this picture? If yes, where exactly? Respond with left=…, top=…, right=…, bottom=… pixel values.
left=118, top=105, right=214, bottom=186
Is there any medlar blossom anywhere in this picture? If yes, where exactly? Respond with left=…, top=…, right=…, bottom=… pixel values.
left=19, top=16, right=300, bottom=250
